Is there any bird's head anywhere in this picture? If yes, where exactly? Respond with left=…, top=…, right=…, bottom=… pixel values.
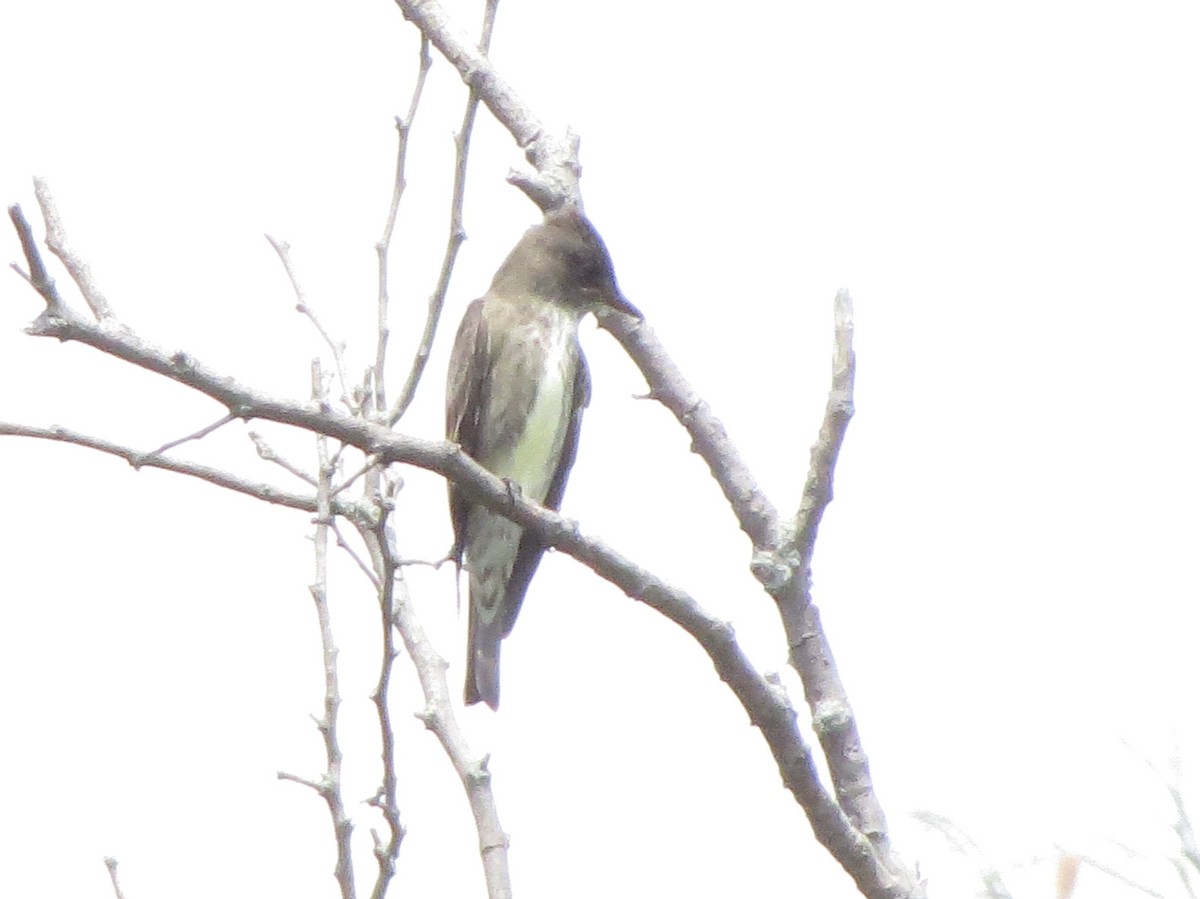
left=491, top=206, right=642, bottom=319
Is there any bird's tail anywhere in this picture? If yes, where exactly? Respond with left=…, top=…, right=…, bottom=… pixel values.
left=465, top=592, right=502, bottom=709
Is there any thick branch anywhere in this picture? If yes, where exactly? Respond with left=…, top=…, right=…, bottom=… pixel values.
left=775, top=291, right=893, bottom=850
left=391, top=567, right=513, bottom=899
left=600, top=310, right=781, bottom=547
left=392, top=0, right=582, bottom=206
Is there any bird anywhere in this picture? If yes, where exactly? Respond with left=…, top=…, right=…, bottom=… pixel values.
left=445, top=205, right=641, bottom=709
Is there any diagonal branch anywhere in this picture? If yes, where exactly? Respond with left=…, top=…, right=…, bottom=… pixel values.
left=267, top=234, right=357, bottom=413
left=140, top=412, right=239, bottom=459
left=383, top=534, right=514, bottom=899
left=600, top=309, right=781, bottom=547
left=392, top=0, right=582, bottom=207
left=33, top=178, right=114, bottom=320
left=8, top=200, right=61, bottom=313
left=103, top=857, right=126, bottom=899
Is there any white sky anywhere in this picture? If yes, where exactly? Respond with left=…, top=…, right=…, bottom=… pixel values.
left=2, top=2, right=1198, bottom=898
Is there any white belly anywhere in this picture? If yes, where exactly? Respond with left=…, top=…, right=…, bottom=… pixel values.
left=489, top=322, right=573, bottom=505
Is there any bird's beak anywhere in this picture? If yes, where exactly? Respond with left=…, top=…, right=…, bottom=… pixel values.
left=603, top=288, right=643, bottom=320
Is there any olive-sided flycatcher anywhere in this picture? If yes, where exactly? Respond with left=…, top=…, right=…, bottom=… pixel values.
left=446, top=206, right=640, bottom=709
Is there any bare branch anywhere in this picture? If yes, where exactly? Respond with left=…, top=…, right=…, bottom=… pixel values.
left=389, top=558, right=513, bottom=898
left=332, top=454, right=382, bottom=496
left=791, top=288, right=856, bottom=555
left=0, top=421, right=371, bottom=521
left=599, top=308, right=780, bottom=547
left=373, top=36, right=432, bottom=415
left=330, top=518, right=382, bottom=590
left=139, top=412, right=239, bottom=460
left=1051, top=844, right=1169, bottom=899
left=388, top=0, right=498, bottom=426
left=33, top=178, right=115, bottom=320
left=1123, top=741, right=1200, bottom=895
left=608, top=289, right=912, bottom=893
left=103, top=857, right=127, bottom=899
left=914, top=812, right=1013, bottom=899
left=8, top=201, right=63, bottom=313
left=391, top=0, right=581, bottom=207
left=1165, top=754, right=1200, bottom=880
left=248, top=431, right=319, bottom=488
left=775, top=291, right=891, bottom=846
left=277, top=771, right=324, bottom=791
left=266, top=234, right=357, bottom=413
left=357, top=472, right=406, bottom=899
left=277, top=361, right=357, bottom=899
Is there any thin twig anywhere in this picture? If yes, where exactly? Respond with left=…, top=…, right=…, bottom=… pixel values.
left=1124, top=741, right=1200, bottom=894
left=33, top=178, right=115, bottom=320
left=332, top=454, right=382, bottom=496
left=358, top=470, right=407, bottom=899
left=913, top=812, right=1014, bottom=899
left=277, top=360, right=356, bottom=899
left=7, top=202, right=62, bottom=312
left=0, top=421, right=371, bottom=521
left=248, top=431, right=319, bottom=487
left=391, top=0, right=581, bottom=206
left=104, top=857, right=127, bottom=899
left=1165, top=754, right=1200, bottom=878
left=388, top=0, right=498, bottom=425
left=266, top=234, right=356, bottom=412
left=330, top=518, right=382, bottom=589
left=791, top=288, right=856, bottom=553
left=1051, top=845, right=1169, bottom=899
left=372, top=36, right=432, bottom=416
left=138, top=412, right=238, bottom=461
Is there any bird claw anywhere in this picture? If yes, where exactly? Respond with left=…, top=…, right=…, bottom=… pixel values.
left=501, top=477, right=524, bottom=505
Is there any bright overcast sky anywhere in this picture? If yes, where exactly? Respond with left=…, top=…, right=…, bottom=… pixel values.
left=2, top=2, right=1198, bottom=898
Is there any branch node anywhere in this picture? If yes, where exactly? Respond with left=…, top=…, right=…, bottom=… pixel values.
left=750, top=548, right=796, bottom=590
left=812, top=699, right=852, bottom=737
left=467, top=754, right=493, bottom=786
left=170, top=352, right=195, bottom=373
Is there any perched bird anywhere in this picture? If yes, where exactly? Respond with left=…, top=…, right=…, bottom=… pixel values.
left=445, top=206, right=641, bottom=709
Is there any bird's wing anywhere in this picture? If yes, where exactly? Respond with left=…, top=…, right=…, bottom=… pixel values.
left=445, top=298, right=490, bottom=562
left=502, top=344, right=592, bottom=617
